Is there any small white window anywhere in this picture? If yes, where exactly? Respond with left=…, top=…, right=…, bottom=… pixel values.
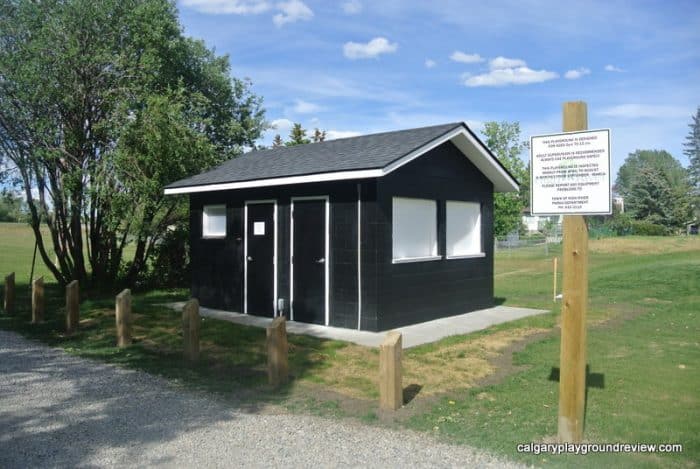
left=392, top=197, right=438, bottom=262
left=203, top=205, right=226, bottom=238
left=446, top=201, right=482, bottom=257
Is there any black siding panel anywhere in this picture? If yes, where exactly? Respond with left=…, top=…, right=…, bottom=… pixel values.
left=189, top=180, right=372, bottom=328
left=376, top=141, right=495, bottom=330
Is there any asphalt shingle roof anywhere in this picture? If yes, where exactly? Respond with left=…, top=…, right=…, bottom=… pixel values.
left=165, top=122, right=465, bottom=189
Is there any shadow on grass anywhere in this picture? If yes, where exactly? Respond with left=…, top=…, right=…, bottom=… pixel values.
left=403, top=383, right=423, bottom=404
left=548, top=365, right=606, bottom=431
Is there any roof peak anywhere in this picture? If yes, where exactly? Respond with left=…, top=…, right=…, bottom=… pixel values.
left=257, top=122, right=464, bottom=152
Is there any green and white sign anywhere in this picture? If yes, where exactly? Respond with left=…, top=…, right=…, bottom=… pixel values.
left=530, top=129, right=611, bottom=215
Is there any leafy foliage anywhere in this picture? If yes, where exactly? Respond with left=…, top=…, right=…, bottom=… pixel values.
left=0, top=191, right=28, bottom=222
left=481, top=121, right=529, bottom=236
left=0, top=0, right=265, bottom=285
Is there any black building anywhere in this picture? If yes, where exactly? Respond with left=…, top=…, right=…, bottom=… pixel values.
left=164, top=122, right=519, bottom=331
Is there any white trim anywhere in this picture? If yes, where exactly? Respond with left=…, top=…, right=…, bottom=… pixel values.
left=164, top=125, right=519, bottom=195
left=391, top=256, right=443, bottom=264
left=290, top=196, right=330, bottom=326
left=165, top=169, right=383, bottom=195
left=446, top=253, right=486, bottom=260
left=244, top=199, right=277, bottom=317
left=356, top=183, right=362, bottom=331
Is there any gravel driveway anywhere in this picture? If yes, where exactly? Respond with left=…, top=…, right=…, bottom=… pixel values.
left=0, top=330, right=524, bottom=468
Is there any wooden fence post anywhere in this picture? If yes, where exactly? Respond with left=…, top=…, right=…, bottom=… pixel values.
left=66, top=280, right=79, bottom=334
left=3, top=272, right=15, bottom=315
left=266, top=316, right=288, bottom=387
left=182, top=299, right=200, bottom=362
left=379, top=331, right=403, bottom=410
left=31, top=276, right=44, bottom=324
left=115, top=289, right=132, bottom=347
left=553, top=257, right=558, bottom=302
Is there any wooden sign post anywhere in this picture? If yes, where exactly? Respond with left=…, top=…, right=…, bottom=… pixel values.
left=558, top=101, right=589, bottom=443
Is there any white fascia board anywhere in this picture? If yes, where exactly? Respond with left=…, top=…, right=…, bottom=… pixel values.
left=163, top=168, right=383, bottom=195
left=448, top=130, right=519, bottom=192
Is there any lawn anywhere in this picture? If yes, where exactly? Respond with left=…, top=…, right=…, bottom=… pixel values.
left=1, top=222, right=698, bottom=467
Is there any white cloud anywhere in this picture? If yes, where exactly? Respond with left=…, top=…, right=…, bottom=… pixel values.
left=342, top=0, right=362, bottom=14
left=489, top=56, right=527, bottom=70
left=462, top=66, right=558, bottom=87
left=343, top=37, right=398, bottom=60
left=292, top=99, right=322, bottom=114
left=598, top=104, right=690, bottom=119
left=272, top=0, right=313, bottom=26
left=270, top=118, right=293, bottom=132
left=449, top=51, right=484, bottom=64
left=604, top=64, right=624, bottom=72
left=326, top=130, right=362, bottom=140
left=180, top=0, right=270, bottom=14
left=564, top=67, right=591, bottom=79
left=424, top=59, right=436, bottom=68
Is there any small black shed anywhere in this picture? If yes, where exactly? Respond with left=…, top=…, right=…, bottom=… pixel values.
left=164, top=122, right=518, bottom=331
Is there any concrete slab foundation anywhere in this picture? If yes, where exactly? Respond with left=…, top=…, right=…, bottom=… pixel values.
left=167, top=303, right=550, bottom=349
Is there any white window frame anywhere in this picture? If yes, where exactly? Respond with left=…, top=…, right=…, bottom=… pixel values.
left=446, top=200, right=484, bottom=259
left=202, top=204, right=227, bottom=238
left=391, top=197, right=441, bottom=264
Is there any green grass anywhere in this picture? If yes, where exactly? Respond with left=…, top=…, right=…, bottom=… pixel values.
left=408, top=240, right=700, bottom=468
left=1, top=222, right=698, bottom=467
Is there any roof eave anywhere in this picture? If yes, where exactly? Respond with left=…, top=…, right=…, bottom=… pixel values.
left=163, top=123, right=519, bottom=195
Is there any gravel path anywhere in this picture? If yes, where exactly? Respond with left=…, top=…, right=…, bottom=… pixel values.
left=0, top=330, right=525, bottom=468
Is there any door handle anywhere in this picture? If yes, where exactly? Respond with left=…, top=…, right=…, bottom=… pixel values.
left=315, top=258, right=325, bottom=264
left=247, top=256, right=253, bottom=261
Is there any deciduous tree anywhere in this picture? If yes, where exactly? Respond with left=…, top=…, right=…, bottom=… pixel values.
left=481, top=121, right=529, bottom=236
left=0, top=0, right=265, bottom=286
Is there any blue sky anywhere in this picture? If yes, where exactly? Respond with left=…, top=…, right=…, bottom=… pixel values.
left=178, top=0, right=700, bottom=179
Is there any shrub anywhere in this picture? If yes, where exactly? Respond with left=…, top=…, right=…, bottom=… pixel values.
left=629, top=220, right=669, bottom=236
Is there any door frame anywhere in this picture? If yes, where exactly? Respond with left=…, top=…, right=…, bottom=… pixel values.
left=244, top=199, right=278, bottom=316
left=290, top=195, right=330, bottom=325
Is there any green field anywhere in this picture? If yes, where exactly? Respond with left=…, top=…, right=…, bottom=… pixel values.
left=1, top=222, right=698, bottom=468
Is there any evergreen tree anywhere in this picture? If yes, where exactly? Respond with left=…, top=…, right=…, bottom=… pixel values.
left=683, top=106, right=700, bottom=192
left=286, top=123, right=311, bottom=146
left=616, top=150, right=693, bottom=229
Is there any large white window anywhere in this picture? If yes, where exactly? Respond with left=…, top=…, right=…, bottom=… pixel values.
left=203, top=205, right=226, bottom=238
left=392, top=197, right=438, bottom=262
left=446, top=201, right=482, bottom=257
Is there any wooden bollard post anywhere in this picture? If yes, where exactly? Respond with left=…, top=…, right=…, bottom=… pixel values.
left=266, top=316, right=288, bottom=387
left=115, top=289, right=132, bottom=347
left=66, top=280, right=79, bottom=334
left=379, top=331, right=402, bottom=410
left=182, top=299, right=200, bottom=362
left=31, top=276, right=44, bottom=323
left=3, top=272, right=15, bottom=315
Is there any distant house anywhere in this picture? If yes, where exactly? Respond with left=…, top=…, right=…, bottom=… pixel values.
left=164, top=122, right=518, bottom=331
